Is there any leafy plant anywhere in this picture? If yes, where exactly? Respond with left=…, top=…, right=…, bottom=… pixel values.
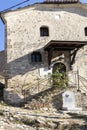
left=51, top=68, right=68, bottom=89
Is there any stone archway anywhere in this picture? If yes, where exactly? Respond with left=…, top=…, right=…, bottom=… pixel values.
left=53, top=62, right=66, bottom=74
left=52, top=62, right=67, bottom=88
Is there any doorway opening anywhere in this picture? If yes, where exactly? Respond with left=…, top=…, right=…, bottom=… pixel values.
left=53, top=62, right=66, bottom=74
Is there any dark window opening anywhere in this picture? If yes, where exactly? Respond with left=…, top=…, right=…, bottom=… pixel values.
left=31, top=52, right=42, bottom=62
left=40, top=26, right=49, bottom=36
left=85, top=27, right=87, bottom=36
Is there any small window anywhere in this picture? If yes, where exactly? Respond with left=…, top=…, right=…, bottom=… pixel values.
left=31, top=52, right=42, bottom=62
left=40, top=26, right=49, bottom=36
left=85, top=27, right=87, bottom=36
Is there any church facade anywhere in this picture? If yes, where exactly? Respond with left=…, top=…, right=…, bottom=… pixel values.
left=1, top=0, right=87, bottom=104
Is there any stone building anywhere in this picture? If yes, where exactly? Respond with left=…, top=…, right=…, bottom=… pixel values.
left=0, top=0, right=87, bottom=105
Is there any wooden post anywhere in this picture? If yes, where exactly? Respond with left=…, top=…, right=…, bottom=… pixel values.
left=48, top=48, right=53, bottom=69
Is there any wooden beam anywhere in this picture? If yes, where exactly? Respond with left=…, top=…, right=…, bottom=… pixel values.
left=48, top=48, right=53, bottom=68
left=70, top=48, right=80, bottom=65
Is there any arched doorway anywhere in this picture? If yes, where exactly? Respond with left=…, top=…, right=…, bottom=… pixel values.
left=53, top=62, right=66, bottom=74
left=52, top=62, right=67, bottom=88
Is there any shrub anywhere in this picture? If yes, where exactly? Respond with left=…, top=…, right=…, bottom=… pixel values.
left=51, top=68, right=68, bottom=89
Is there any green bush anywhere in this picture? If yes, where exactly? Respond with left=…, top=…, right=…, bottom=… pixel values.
left=51, top=68, right=68, bottom=89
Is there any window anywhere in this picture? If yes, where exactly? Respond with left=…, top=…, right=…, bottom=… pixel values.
left=85, top=27, right=87, bottom=36
left=31, top=52, right=42, bottom=62
left=40, top=26, right=49, bottom=36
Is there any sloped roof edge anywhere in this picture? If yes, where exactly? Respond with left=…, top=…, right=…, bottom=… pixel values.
left=0, top=2, right=87, bottom=16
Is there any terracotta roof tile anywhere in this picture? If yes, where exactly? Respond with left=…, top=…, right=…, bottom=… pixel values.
left=45, top=0, right=79, bottom=3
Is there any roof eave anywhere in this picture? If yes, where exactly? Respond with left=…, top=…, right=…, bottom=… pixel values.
left=0, top=13, right=6, bottom=24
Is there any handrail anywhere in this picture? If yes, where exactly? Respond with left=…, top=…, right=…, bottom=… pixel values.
left=22, top=70, right=87, bottom=99
left=79, top=76, right=87, bottom=93
left=68, top=70, right=87, bottom=93
left=79, top=75, right=87, bottom=82
left=22, top=77, right=52, bottom=97
left=23, top=77, right=52, bottom=90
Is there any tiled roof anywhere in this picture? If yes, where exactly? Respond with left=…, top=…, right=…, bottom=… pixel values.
left=45, top=0, right=79, bottom=3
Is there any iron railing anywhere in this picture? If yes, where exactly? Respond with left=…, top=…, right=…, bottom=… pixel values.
left=68, top=70, right=87, bottom=93
left=22, top=77, right=52, bottom=98
left=21, top=69, right=87, bottom=101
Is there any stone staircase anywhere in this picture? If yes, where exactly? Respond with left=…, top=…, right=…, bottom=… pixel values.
left=24, top=86, right=86, bottom=112
left=24, top=86, right=69, bottom=111
left=78, top=76, right=87, bottom=110
left=24, top=86, right=87, bottom=112
left=23, top=71, right=87, bottom=111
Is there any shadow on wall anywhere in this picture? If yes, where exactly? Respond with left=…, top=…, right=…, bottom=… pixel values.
left=52, top=92, right=63, bottom=111
left=34, top=3, right=87, bottom=18
left=0, top=82, right=5, bottom=100
left=0, top=50, right=5, bottom=77
left=4, top=87, right=53, bottom=106
left=6, top=47, right=46, bottom=79
left=4, top=88, right=25, bottom=106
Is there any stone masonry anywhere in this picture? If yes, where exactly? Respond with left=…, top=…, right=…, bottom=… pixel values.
left=1, top=3, right=87, bottom=104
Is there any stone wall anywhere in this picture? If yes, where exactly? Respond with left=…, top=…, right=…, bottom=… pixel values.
left=4, top=88, right=24, bottom=106
left=0, top=51, right=5, bottom=75
left=72, top=47, right=87, bottom=79
left=2, top=3, right=87, bottom=103
left=0, top=51, right=5, bottom=84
